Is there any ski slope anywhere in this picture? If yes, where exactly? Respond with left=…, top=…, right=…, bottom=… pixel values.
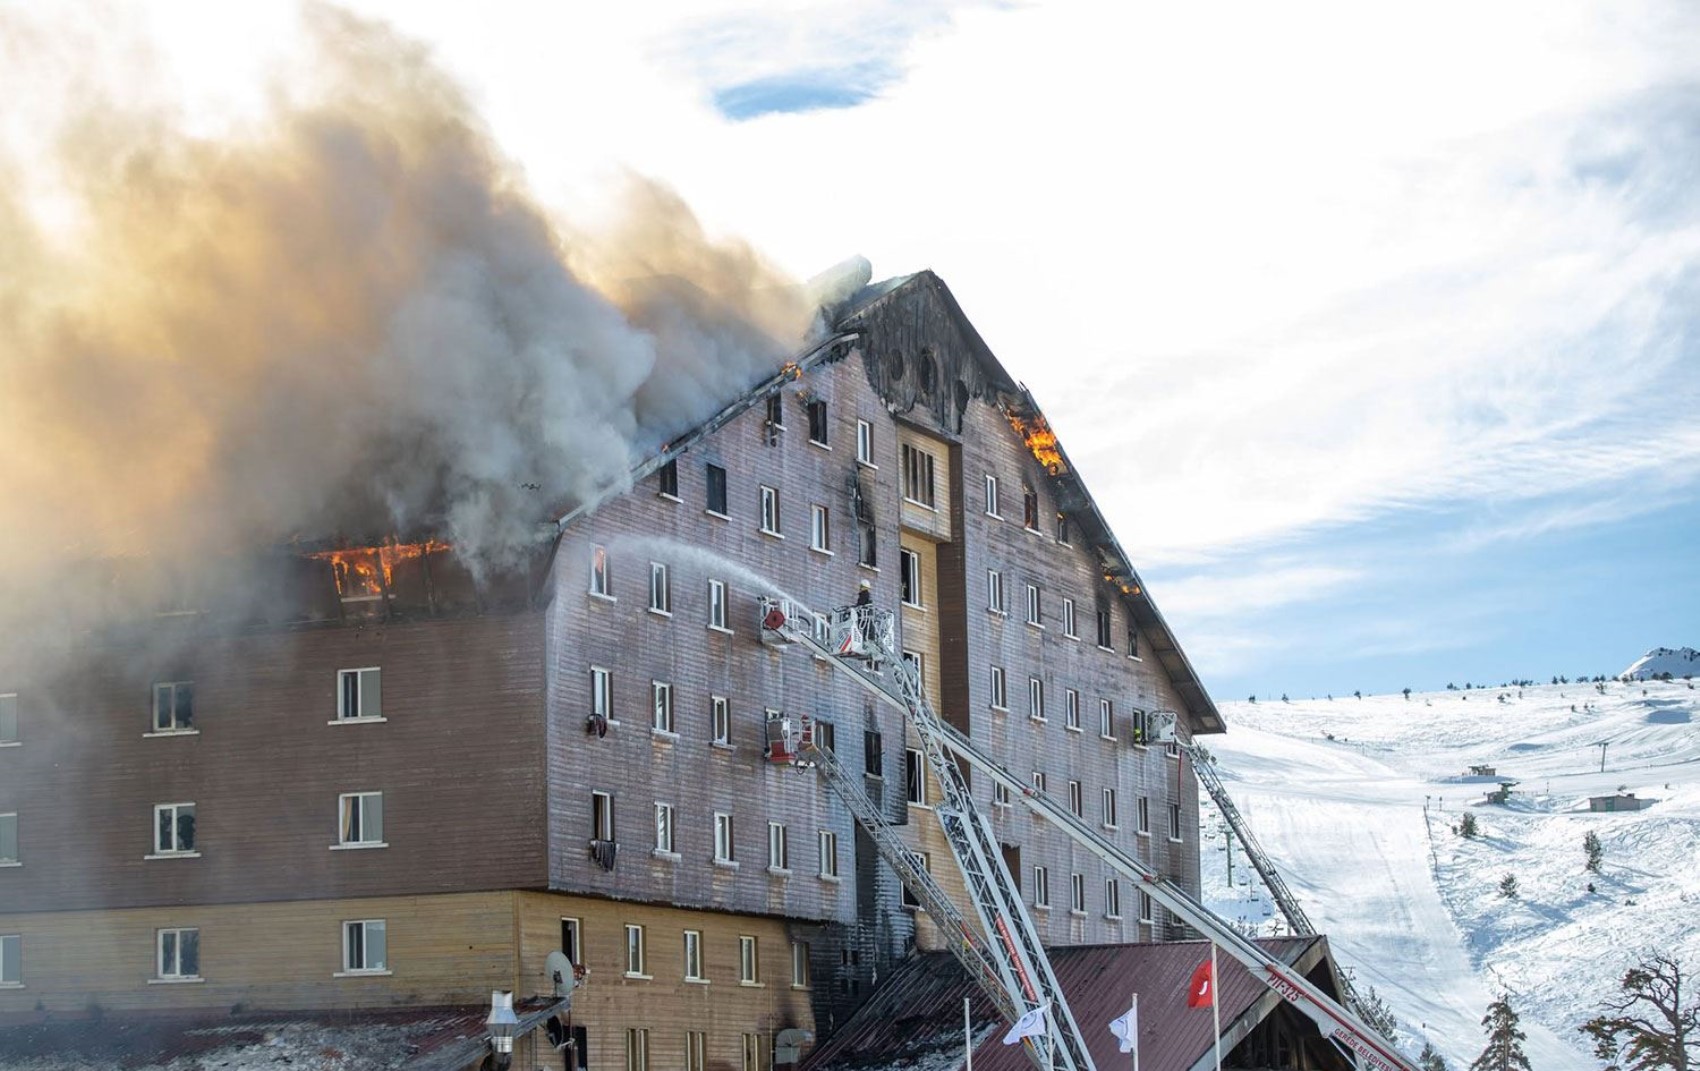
left=1196, top=675, right=1700, bottom=1070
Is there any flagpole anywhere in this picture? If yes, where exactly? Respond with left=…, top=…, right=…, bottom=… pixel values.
left=964, top=997, right=972, bottom=1071
left=1210, top=942, right=1221, bottom=1071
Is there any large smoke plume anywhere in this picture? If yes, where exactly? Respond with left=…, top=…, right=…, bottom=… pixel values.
left=0, top=5, right=812, bottom=605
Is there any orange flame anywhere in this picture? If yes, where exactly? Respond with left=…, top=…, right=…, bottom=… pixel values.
left=308, top=539, right=451, bottom=598
left=1008, top=412, right=1064, bottom=473
left=780, top=362, right=802, bottom=380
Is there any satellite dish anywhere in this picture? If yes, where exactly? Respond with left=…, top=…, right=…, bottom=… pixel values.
left=545, top=950, right=574, bottom=998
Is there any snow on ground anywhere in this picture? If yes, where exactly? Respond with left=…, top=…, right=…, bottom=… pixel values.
left=1622, top=646, right=1700, bottom=680
left=1196, top=676, right=1700, bottom=1071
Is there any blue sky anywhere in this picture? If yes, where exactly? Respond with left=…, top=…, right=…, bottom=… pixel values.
left=10, top=0, right=1697, bottom=700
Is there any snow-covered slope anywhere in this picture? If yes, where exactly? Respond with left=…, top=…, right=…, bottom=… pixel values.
left=1197, top=678, right=1700, bottom=1070
left=1621, top=646, right=1700, bottom=680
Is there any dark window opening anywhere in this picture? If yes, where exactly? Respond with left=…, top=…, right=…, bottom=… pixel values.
left=905, top=749, right=925, bottom=805
left=706, top=464, right=728, bottom=515
left=1128, top=626, right=1140, bottom=658
left=766, top=394, right=784, bottom=432
left=863, top=730, right=883, bottom=777
left=1023, top=490, right=1039, bottom=530
left=807, top=401, right=828, bottom=445
left=657, top=459, right=678, bottom=498
left=1096, top=609, right=1113, bottom=649
left=858, top=523, right=877, bottom=568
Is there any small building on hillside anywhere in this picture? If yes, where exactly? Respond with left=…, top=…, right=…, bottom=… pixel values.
left=1467, top=765, right=1497, bottom=778
left=1588, top=794, right=1653, bottom=813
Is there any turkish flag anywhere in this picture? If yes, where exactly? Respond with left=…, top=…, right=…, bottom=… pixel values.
left=1186, top=959, right=1215, bottom=1009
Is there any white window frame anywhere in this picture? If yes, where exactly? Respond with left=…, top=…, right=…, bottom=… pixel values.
left=1062, top=598, right=1077, bottom=639
left=984, top=474, right=1000, bottom=517
left=1096, top=610, right=1114, bottom=650
left=767, top=821, right=790, bottom=873
left=0, top=934, right=19, bottom=986
left=901, top=444, right=936, bottom=508
left=856, top=419, right=874, bottom=465
left=1099, top=698, right=1115, bottom=740
left=818, top=829, right=839, bottom=879
left=1103, top=788, right=1118, bottom=829
left=335, top=668, right=382, bottom=723
left=561, top=918, right=582, bottom=965
left=1170, top=802, right=1184, bottom=842
left=902, top=851, right=929, bottom=909
left=711, top=696, right=731, bottom=747
left=900, top=549, right=922, bottom=607
left=1032, top=770, right=1047, bottom=795
left=810, top=504, right=832, bottom=553
left=1025, top=584, right=1042, bottom=627
left=591, top=667, right=613, bottom=721
left=989, top=666, right=1007, bottom=710
left=151, top=681, right=195, bottom=734
left=715, top=812, right=737, bottom=865
left=151, top=802, right=197, bottom=858
left=688, top=1033, right=708, bottom=1071
left=648, top=561, right=672, bottom=615
left=336, top=792, right=385, bottom=849
left=651, top=681, right=674, bottom=735
left=792, top=940, right=812, bottom=988
left=155, top=927, right=201, bottom=981
left=1065, top=688, right=1081, bottom=731
left=1140, top=891, right=1154, bottom=924
left=807, top=400, right=830, bottom=446
left=993, top=780, right=1011, bottom=807
left=627, top=1029, right=651, bottom=1071
left=340, top=919, right=388, bottom=975
left=742, top=1034, right=762, bottom=1071
left=987, top=569, right=1005, bottom=613
left=1067, top=780, right=1083, bottom=817
left=1105, top=878, right=1123, bottom=920
left=708, top=579, right=729, bottom=632
left=739, top=935, right=760, bottom=985
left=1137, top=796, right=1151, bottom=836
left=1070, top=872, right=1086, bottom=914
left=592, top=791, right=616, bottom=842
left=760, top=485, right=782, bottom=536
left=625, top=923, right=649, bottom=978
left=1056, top=512, right=1070, bottom=545
left=683, top=929, right=705, bottom=982
left=905, top=748, right=927, bottom=806
left=1028, top=677, right=1045, bottom=722
left=1033, top=865, right=1050, bottom=908
left=654, top=802, right=676, bottom=856
left=589, top=544, right=612, bottom=598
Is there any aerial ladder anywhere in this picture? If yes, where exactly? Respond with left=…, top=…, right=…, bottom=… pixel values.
left=759, top=597, right=1418, bottom=1071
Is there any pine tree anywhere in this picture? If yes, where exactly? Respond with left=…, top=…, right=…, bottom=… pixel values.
left=1458, top=812, right=1479, bottom=838
left=1471, top=997, right=1532, bottom=1071
left=1419, top=1041, right=1449, bottom=1071
left=1498, top=873, right=1519, bottom=899
left=1581, top=953, right=1697, bottom=1071
left=1585, top=831, right=1604, bottom=873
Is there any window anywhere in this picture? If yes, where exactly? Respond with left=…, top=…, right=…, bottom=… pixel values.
left=810, top=505, right=832, bottom=552
left=1106, top=879, right=1122, bottom=919
left=1056, top=512, right=1069, bottom=544
left=767, top=822, right=790, bottom=871
left=742, top=1034, right=762, bottom=1071
left=337, top=792, right=384, bottom=847
left=1032, top=865, right=1050, bottom=908
left=1065, top=689, right=1080, bottom=731
left=625, top=924, right=647, bottom=977
left=649, top=562, right=671, bottom=614
left=863, top=730, right=883, bottom=777
left=1032, top=770, right=1047, bottom=794
left=341, top=919, right=387, bottom=973
left=1067, top=780, right=1083, bottom=817
left=1128, top=626, right=1140, bottom=659
left=658, top=459, right=679, bottom=498
left=857, top=522, right=877, bottom=568
left=813, top=720, right=835, bottom=754
left=989, top=666, right=1007, bottom=710
left=901, top=649, right=924, bottom=686
left=591, top=667, right=612, bottom=720
left=905, top=749, right=926, bottom=805
left=1025, top=584, right=1042, bottom=626
left=984, top=474, right=1000, bottom=516
left=1096, top=610, right=1114, bottom=649
left=337, top=668, right=382, bottom=722
left=152, top=681, right=194, bottom=732
left=739, top=935, right=760, bottom=984
left=760, top=486, right=781, bottom=535
left=1137, top=797, right=1151, bottom=835
left=0, top=935, right=18, bottom=986
left=807, top=400, right=828, bottom=445
left=1099, top=699, right=1115, bottom=739
left=707, top=579, right=728, bottom=631
left=900, top=444, right=936, bottom=507
left=901, top=851, right=929, bottom=908
left=993, top=780, right=1011, bottom=807
left=626, top=1029, right=651, bottom=1071
left=593, top=791, right=616, bottom=842
left=687, top=1033, right=707, bottom=1071
left=706, top=464, right=728, bottom=516
left=156, top=927, right=200, bottom=980
left=818, top=830, right=839, bottom=878
left=1130, top=708, right=1149, bottom=744
left=0, top=813, right=16, bottom=864
left=561, top=918, right=582, bottom=965
left=711, top=696, right=731, bottom=745
left=856, top=419, right=873, bottom=464
left=683, top=930, right=704, bottom=981
left=1103, top=788, right=1118, bottom=828
left=1023, top=489, right=1039, bottom=530
left=0, top=694, right=15, bottom=746
left=590, top=545, right=611, bottom=597
left=1169, top=803, right=1183, bottom=841
left=1140, top=891, right=1154, bottom=924
left=1028, top=676, right=1045, bottom=721
left=765, top=393, right=785, bottom=430
left=1062, top=599, right=1077, bottom=639
left=654, top=803, right=675, bottom=854
left=651, top=681, right=674, bottom=734
left=899, top=549, right=921, bottom=606
left=792, top=941, right=811, bottom=987
left=715, top=812, right=736, bottom=863
left=1070, top=872, right=1086, bottom=913
left=987, top=569, right=1005, bottom=613
left=153, top=802, right=196, bottom=855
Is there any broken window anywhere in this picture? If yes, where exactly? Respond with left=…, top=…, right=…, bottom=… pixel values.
left=901, top=851, right=928, bottom=908
left=338, top=792, right=384, bottom=846
left=858, top=524, right=877, bottom=568
left=900, top=549, right=921, bottom=606
left=337, top=668, right=382, bottom=722
left=706, top=464, right=728, bottom=516
left=1096, top=609, right=1113, bottom=649
left=1023, top=489, right=1039, bottom=530
left=152, top=681, right=194, bottom=732
left=1128, top=626, right=1140, bottom=659
left=807, top=401, right=828, bottom=445
left=156, top=927, right=199, bottom=980
left=342, top=919, right=386, bottom=973
left=863, top=730, right=883, bottom=777
left=657, top=459, right=679, bottom=499
left=153, top=802, right=195, bottom=855
left=900, top=444, right=936, bottom=508
left=905, top=748, right=926, bottom=806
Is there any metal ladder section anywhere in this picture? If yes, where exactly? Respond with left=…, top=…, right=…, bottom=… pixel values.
left=768, top=604, right=1094, bottom=1071
left=1186, top=747, right=1317, bottom=937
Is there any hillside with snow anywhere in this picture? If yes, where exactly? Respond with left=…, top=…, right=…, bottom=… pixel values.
left=1622, top=646, right=1700, bottom=680
left=1196, top=670, right=1700, bottom=1071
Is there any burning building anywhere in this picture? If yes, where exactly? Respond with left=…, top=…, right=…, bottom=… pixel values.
left=0, top=271, right=1223, bottom=1068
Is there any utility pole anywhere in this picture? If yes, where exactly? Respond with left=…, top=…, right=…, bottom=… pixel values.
left=1594, top=741, right=1609, bottom=774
